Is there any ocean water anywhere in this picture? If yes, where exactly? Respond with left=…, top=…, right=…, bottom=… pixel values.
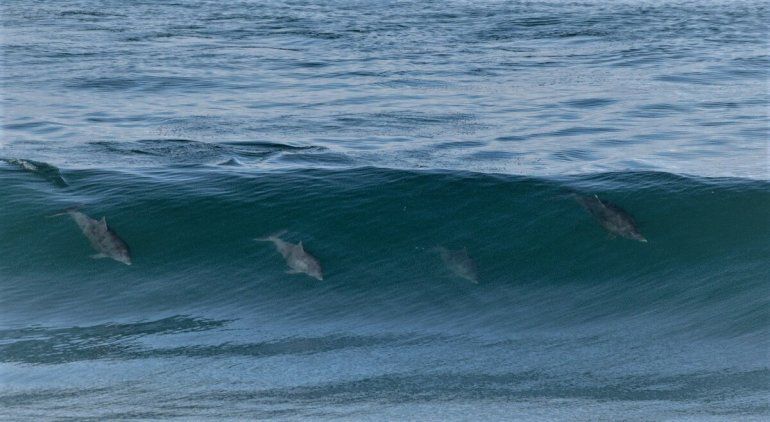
left=1, top=0, right=768, bottom=420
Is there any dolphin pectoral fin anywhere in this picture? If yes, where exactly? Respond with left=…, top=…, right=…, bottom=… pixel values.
left=90, top=253, right=108, bottom=259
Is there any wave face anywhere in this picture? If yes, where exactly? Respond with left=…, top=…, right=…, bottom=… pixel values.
left=1, top=166, right=768, bottom=419
left=1, top=0, right=769, bottom=419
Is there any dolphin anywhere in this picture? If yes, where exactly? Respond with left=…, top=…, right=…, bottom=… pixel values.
left=217, top=157, right=243, bottom=166
left=2, top=158, right=68, bottom=187
left=575, top=194, right=647, bottom=242
left=53, top=208, right=132, bottom=265
left=434, top=246, right=478, bottom=284
left=255, top=231, right=323, bottom=280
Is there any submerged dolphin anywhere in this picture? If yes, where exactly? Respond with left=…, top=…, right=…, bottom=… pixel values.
left=575, top=194, right=647, bottom=242
left=434, top=246, right=478, bottom=284
left=255, top=231, right=323, bottom=280
left=54, top=209, right=132, bottom=265
left=2, top=158, right=68, bottom=187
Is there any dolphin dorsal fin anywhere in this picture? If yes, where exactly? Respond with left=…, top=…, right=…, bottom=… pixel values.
left=298, top=241, right=305, bottom=251
left=99, top=217, right=107, bottom=228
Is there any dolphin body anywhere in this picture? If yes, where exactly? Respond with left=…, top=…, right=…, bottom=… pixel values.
left=575, top=194, right=647, bottom=242
left=218, top=157, right=243, bottom=166
left=61, top=209, right=132, bottom=265
left=435, top=246, right=478, bottom=284
left=3, top=158, right=68, bottom=187
left=256, top=232, right=323, bottom=280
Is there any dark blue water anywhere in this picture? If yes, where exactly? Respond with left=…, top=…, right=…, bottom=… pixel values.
left=1, top=1, right=768, bottom=420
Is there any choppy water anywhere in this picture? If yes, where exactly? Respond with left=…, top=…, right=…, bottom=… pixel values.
left=1, top=1, right=768, bottom=420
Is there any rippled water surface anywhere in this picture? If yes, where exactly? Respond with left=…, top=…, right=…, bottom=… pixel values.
left=2, top=0, right=768, bottom=176
left=1, top=0, right=768, bottom=420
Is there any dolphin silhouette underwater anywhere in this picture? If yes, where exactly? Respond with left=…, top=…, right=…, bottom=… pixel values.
left=255, top=231, right=323, bottom=280
left=575, top=194, right=647, bottom=242
left=52, top=208, right=132, bottom=265
left=434, top=246, right=479, bottom=284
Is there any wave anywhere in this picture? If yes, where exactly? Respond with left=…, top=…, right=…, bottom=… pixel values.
left=0, top=166, right=767, bottom=337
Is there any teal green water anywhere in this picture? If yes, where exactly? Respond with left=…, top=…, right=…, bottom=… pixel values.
left=1, top=164, right=768, bottom=419
left=1, top=0, right=769, bottom=419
